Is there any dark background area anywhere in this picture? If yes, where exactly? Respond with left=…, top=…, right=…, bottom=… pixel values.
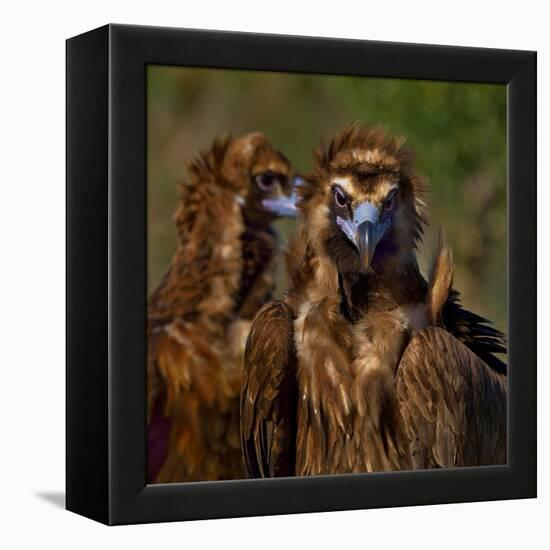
left=147, top=66, right=507, bottom=333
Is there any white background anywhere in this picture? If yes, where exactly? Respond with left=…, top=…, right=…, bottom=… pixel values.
left=0, top=0, right=546, bottom=547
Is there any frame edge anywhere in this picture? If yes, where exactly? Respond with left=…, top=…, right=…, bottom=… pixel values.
left=66, top=24, right=111, bottom=525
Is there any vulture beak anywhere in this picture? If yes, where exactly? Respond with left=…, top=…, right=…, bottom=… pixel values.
left=337, top=201, right=390, bottom=271
left=261, top=176, right=303, bottom=218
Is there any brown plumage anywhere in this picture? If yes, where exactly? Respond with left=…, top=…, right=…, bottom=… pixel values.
left=241, top=123, right=507, bottom=477
left=148, top=132, right=295, bottom=483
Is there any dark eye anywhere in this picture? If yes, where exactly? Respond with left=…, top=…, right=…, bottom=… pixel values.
left=255, top=172, right=278, bottom=191
left=384, top=190, right=397, bottom=211
left=333, top=187, right=348, bottom=208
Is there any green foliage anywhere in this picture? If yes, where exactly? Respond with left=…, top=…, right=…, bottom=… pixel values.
left=147, top=66, right=507, bottom=333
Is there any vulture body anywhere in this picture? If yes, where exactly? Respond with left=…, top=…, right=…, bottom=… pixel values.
left=241, top=124, right=507, bottom=477
left=148, top=133, right=296, bottom=483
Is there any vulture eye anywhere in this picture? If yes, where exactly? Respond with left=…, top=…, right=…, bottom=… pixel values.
left=254, top=172, right=279, bottom=192
left=384, top=191, right=397, bottom=212
left=333, top=187, right=348, bottom=208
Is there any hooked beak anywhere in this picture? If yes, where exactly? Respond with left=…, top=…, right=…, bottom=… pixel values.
left=336, top=201, right=390, bottom=272
left=261, top=176, right=303, bottom=218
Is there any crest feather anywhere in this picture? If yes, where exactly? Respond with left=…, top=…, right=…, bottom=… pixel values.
left=186, top=134, right=233, bottom=190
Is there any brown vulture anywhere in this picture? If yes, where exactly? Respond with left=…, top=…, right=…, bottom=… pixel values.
left=240, top=123, right=507, bottom=477
left=148, top=133, right=297, bottom=483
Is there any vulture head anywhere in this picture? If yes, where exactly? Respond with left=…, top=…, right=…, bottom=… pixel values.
left=184, top=132, right=297, bottom=229
left=299, top=123, right=427, bottom=275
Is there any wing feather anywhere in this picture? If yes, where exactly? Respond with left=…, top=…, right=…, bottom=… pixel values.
left=396, top=327, right=506, bottom=468
left=240, top=301, right=297, bottom=477
left=443, top=290, right=507, bottom=374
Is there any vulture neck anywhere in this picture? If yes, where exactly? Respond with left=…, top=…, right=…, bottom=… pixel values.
left=148, top=192, right=246, bottom=333
left=233, top=214, right=277, bottom=317
left=337, top=247, right=425, bottom=320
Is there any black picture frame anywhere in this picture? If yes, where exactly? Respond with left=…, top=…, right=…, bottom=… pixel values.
left=66, top=23, right=537, bottom=525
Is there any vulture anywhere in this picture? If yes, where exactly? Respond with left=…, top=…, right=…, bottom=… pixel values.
left=240, top=123, right=507, bottom=477
left=148, top=132, right=297, bottom=483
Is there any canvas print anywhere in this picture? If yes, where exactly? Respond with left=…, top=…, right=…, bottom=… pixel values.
left=147, top=66, right=507, bottom=483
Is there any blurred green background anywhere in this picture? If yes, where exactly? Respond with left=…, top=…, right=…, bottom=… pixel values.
left=147, top=65, right=507, bottom=334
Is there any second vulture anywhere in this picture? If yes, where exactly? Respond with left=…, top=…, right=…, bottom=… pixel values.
left=241, top=123, right=507, bottom=477
left=148, top=132, right=297, bottom=483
